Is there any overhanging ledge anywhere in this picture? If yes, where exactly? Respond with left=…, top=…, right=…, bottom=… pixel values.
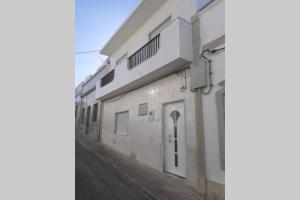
left=100, top=0, right=167, bottom=56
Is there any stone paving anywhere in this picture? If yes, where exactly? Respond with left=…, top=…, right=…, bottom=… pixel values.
left=76, top=142, right=152, bottom=200
left=76, top=135, right=204, bottom=200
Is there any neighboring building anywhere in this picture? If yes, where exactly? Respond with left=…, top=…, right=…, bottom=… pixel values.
left=76, top=0, right=224, bottom=199
left=75, top=81, right=84, bottom=137
left=75, top=58, right=111, bottom=141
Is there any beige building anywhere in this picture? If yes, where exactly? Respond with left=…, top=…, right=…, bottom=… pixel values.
left=75, top=0, right=225, bottom=199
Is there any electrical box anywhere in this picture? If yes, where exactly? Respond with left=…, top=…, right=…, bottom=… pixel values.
left=190, top=59, right=208, bottom=90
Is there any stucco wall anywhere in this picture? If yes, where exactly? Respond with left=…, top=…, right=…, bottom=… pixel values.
left=101, top=68, right=200, bottom=188
left=82, top=69, right=108, bottom=94
left=198, top=0, right=225, bottom=185
left=198, top=0, right=224, bottom=47
left=202, top=47, right=225, bottom=184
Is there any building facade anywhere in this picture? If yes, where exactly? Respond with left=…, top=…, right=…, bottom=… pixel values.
left=75, top=0, right=224, bottom=199
left=75, top=59, right=111, bottom=141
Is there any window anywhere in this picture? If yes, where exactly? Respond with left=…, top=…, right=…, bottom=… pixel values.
left=198, top=0, right=215, bottom=11
left=215, top=80, right=225, bottom=170
left=92, top=103, right=98, bottom=122
left=101, top=69, right=115, bottom=87
left=80, top=108, right=85, bottom=123
left=149, top=16, right=171, bottom=40
left=138, top=103, right=148, bottom=116
left=115, top=111, right=129, bottom=135
left=116, top=53, right=127, bottom=65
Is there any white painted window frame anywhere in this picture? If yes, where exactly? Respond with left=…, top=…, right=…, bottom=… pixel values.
left=114, top=111, right=129, bottom=136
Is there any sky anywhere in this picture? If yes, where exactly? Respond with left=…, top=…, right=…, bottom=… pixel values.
left=75, top=0, right=141, bottom=86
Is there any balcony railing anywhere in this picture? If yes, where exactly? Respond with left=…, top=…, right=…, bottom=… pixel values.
left=128, top=34, right=160, bottom=69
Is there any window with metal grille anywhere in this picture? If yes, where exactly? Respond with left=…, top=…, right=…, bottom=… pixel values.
left=92, top=103, right=98, bottom=122
left=101, top=69, right=114, bottom=87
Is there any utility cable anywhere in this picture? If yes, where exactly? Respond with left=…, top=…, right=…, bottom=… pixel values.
left=200, top=47, right=225, bottom=95
left=75, top=50, right=101, bottom=54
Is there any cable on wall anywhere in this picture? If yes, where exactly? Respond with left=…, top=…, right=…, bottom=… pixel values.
left=200, top=47, right=225, bottom=95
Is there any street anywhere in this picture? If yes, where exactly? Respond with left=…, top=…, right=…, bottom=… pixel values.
left=75, top=142, right=150, bottom=200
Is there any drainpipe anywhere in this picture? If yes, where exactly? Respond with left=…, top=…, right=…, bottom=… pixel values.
left=191, top=13, right=207, bottom=197
left=194, top=88, right=207, bottom=195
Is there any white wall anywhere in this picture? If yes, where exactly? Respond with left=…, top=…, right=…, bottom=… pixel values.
left=198, top=0, right=225, bottom=184
left=202, top=48, right=225, bottom=184
left=101, top=69, right=200, bottom=188
left=199, top=0, right=224, bottom=46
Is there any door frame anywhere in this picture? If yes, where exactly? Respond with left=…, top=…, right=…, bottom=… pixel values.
left=85, top=106, right=91, bottom=135
left=162, top=99, right=187, bottom=177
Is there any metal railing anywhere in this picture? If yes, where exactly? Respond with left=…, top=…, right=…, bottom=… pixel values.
left=128, top=34, right=160, bottom=69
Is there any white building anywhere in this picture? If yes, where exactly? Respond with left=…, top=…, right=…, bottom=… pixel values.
left=76, top=0, right=224, bottom=199
left=75, top=59, right=111, bottom=141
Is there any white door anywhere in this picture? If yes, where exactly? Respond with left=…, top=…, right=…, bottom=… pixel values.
left=164, top=102, right=186, bottom=177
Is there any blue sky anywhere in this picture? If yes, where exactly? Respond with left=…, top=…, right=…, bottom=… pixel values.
left=75, top=0, right=140, bottom=86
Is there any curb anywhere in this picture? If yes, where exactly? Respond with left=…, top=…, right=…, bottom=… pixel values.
left=76, top=139, right=158, bottom=200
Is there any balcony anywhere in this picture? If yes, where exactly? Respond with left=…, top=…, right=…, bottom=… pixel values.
left=96, top=18, right=193, bottom=100
left=128, top=34, right=160, bottom=70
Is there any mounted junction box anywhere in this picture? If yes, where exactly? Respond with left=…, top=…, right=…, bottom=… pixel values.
left=190, top=59, right=208, bottom=90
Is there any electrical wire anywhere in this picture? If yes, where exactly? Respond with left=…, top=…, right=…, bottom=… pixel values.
left=199, top=47, right=225, bottom=95
left=75, top=50, right=101, bottom=54
left=200, top=60, right=212, bottom=95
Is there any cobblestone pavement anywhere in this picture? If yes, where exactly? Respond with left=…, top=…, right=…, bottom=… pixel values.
left=75, top=142, right=150, bottom=200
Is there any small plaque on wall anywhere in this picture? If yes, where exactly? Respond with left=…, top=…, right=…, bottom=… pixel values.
left=138, top=103, right=148, bottom=116
left=149, top=110, right=154, bottom=122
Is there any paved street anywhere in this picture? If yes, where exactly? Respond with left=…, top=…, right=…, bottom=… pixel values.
left=75, top=142, right=150, bottom=200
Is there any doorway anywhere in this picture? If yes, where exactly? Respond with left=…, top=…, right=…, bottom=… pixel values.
left=164, top=101, right=186, bottom=177
left=85, top=106, right=91, bottom=135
